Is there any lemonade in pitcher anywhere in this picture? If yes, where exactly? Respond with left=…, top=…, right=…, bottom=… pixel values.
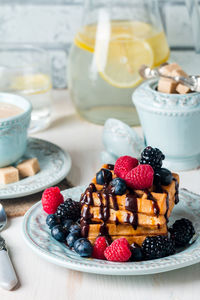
left=68, top=1, right=170, bottom=125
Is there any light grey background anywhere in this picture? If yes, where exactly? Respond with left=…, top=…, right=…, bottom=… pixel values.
left=0, top=0, right=199, bottom=88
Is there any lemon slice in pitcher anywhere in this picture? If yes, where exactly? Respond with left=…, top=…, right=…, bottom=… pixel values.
left=95, top=37, right=154, bottom=88
left=74, top=29, right=95, bottom=53
left=11, top=73, right=52, bottom=94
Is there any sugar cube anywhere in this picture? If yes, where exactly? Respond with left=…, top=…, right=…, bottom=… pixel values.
left=17, top=158, right=40, bottom=178
left=158, top=78, right=177, bottom=94
left=0, top=166, right=19, bottom=184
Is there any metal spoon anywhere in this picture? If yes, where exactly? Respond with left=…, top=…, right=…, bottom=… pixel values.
left=139, top=64, right=200, bottom=92
left=0, top=204, right=7, bottom=231
left=0, top=204, right=18, bottom=290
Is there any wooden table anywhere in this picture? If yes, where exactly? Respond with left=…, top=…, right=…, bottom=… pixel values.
left=1, top=90, right=200, bottom=300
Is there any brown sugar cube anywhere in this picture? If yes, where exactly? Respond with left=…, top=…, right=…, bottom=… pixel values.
left=158, top=78, right=178, bottom=94
left=0, top=166, right=19, bottom=184
left=160, top=63, right=182, bottom=76
left=17, top=158, right=40, bottom=178
left=171, top=69, right=191, bottom=94
left=176, top=83, right=191, bottom=94
left=171, top=69, right=188, bottom=78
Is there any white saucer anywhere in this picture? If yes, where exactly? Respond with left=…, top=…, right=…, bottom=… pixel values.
left=23, top=187, right=200, bottom=276
left=0, top=138, right=71, bottom=199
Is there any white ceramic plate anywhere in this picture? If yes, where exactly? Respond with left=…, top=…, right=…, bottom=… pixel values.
left=23, top=187, right=200, bottom=275
left=0, top=138, right=71, bottom=199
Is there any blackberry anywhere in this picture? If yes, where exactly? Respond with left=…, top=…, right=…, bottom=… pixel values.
left=169, top=218, right=195, bottom=247
left=142, top=235, right=175, bottom=260
left=56, top=198, right=81, bottom=222
left=140, top=146, right=165, bottom=170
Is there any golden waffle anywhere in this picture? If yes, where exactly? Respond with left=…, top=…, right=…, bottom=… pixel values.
left=82, top=191, right=168, bottom=215
left=81, top=174, right=178, bottom=221
left=82, top=171, right=178, bottom=217
left=80, top=164, right=179, bottom=245
left=85, top=223, right=167, bottom=237
left=88, top=235, right=167, bottom=246
left=82, top=204, right=168, bottom=227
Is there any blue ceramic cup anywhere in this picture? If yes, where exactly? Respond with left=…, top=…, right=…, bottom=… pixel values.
left=0, top=93, right=32, bottom=167
left=133, top=80, right=200, bottom=171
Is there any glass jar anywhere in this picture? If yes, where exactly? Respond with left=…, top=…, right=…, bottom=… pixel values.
left=68, top=0, right=169, bottom=125
left=0, top=45, right=52, bottom=133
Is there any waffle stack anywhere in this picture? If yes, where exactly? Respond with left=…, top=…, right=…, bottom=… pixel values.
left=80, top=164, right=179, bottom=246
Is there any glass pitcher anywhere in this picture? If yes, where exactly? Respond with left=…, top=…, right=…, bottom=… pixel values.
left=68, top=0, right=170, bottom=125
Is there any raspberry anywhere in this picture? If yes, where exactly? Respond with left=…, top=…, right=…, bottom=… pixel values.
left=104, top=238, right=131, bottom=262
left=114, top=156, right=138, bottom=180
left=92, top=237, right=108, bottom=260
left=125, top=164, right=154, bottom=190
left=42, top=187, right=64, bottom=214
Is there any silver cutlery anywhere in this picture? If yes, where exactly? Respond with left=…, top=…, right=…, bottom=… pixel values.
left=139, top=64, right=200, bottom=92
left=0, top=203, right=18, bottom=290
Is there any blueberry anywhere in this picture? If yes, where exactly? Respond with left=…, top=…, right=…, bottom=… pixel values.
left=69, top=224, right=81, bottom=234
left=130, top=243, right=143, bottom=261
left=110, top=178, right=127, bottom=195
left=66, top=232, right=80, bottom=248
left=62, top=219, right=73, bottom=233
left=74, top=238, right=93, bottom=257
left=46, top=214, right=59, bottom=229
left=155, top=168, right=173, bottom=186
left=96, top=168, right=112, bottom=185
left=51, top=225, right=66, bottom=242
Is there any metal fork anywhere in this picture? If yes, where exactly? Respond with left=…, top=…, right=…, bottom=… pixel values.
left=0, top=204, right=18, bottom=290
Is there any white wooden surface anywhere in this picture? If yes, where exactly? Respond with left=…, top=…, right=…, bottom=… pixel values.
left=1, top=90, right=200, bottom=300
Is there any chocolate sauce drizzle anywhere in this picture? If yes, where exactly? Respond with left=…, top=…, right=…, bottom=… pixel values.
left=125, top=193, right=138, bottom=230
left=153, top=179, right=169, bottom=222
left=80, top=173, right=179, bottom=239
left=173, top=177, right=179, bottom=204
left=80, top=183, right=96, bottom=206
left=164, top=191, right=169, bottom=223
left=99, top=192, right=110, bottom=221
left=145, top=190, right=160, bottom=217
left=80, top=183, right=96, bottom=237
left=80, top=181, right=119, bottom=239
left=80, top=219, right=89, bottom=238
left=103, top=185, right=119, bottom=211
left=153, top=176, right=179, bottom=223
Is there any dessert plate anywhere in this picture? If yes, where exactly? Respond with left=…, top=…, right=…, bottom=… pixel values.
left=0, top=138, right=71, bottom=199
left=23, top=187, right=200, bottom=275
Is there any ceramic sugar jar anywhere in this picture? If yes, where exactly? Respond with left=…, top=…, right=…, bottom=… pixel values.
left=133, top=80, right=200, bottom=171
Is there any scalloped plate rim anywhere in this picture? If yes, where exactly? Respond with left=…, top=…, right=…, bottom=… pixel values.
left=0, top=137, right=72, bottom=199
left=22, top=187, right=200, bottom=276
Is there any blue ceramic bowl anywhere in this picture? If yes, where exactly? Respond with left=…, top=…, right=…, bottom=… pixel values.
left=133, top=80, right=200, bottom=171
left=0, top=93, right=32, bottom=167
